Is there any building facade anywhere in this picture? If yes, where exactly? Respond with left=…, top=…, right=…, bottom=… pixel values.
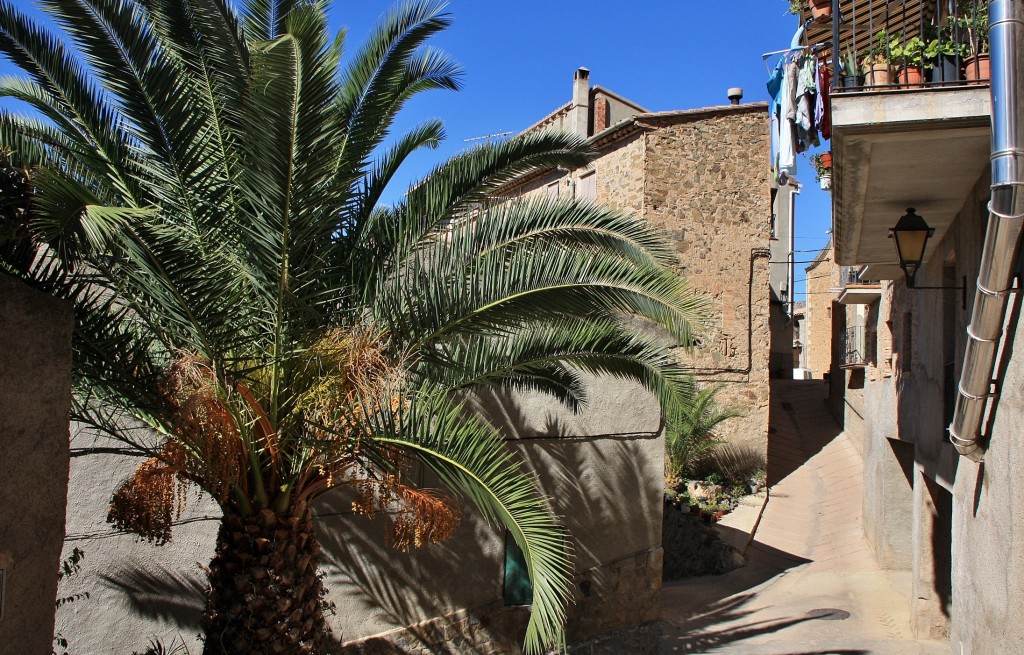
left=498, top=68, right=779, bottom=452
left=803, top=241, right=839, bottom=379
left=816, top=0, right=1024, bottom=651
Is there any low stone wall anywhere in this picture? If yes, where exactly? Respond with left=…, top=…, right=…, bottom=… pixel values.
left=337, top=547, right=663, bottom=655
left=567, top=547, right=662, bottom=639
left=662, top=502, right=744, bottom=579
left=336, top=602, right=529, bottom=655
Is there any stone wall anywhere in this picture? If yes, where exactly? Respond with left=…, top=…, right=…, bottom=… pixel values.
left=0, top=276, right=73, bottom=655
left=804, top=244, right=838, bottom=379
left=500, top=105, right=775, bottom=454
left=640, top=107, right=773, bottom=452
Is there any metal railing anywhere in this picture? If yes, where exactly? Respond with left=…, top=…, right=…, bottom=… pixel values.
left=830, top=0, right=990, bottom=92
left=841, top=325, right=867, bottom=366
left=840, top=266, right=878, bottom=286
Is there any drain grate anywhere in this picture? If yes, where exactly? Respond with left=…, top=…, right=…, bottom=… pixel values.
left=806, top=608, right=850, bottom=621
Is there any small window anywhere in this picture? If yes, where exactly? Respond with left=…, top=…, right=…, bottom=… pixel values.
left=503, top=531, right=533, bottom=606
left=578, top=171, right=596, bottom=202
left=546, top=181, right=559, bottom=200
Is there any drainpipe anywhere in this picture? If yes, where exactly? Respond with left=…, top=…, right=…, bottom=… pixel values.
left=948, top=0, right=1024, bottom=462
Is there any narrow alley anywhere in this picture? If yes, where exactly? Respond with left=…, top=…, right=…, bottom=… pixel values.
left=657, top=380, right=949, bottom=655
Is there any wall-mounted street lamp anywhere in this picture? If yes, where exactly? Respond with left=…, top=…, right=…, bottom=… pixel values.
left=888, top=208, right=966, bottom=309
left=888, top=208, right=934, bottom=288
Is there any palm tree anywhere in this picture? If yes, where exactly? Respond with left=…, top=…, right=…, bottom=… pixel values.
left=0, top=0, right=705, bottom=653
left=665, top=384, right=745, bottom=481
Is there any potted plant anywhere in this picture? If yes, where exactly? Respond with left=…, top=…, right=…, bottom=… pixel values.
left=954, top=0, right=990, bottom=82
left=924, top=35, right=960, bottom=83
left=809, top=0, right=832, bottom=23
left=891, top=35, right=926, bottom=88
left=841, top=47, right=862, bottom=89
left=862, top=29, right=893, bottom=87
left=786, top=0, right=832, bottom=24
left=810, top=152, right=832, bottom=190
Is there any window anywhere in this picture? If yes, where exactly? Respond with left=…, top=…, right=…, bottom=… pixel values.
left=578, top=171, right=596, bottom=202
left=503, top=531, right=533, bottom=606
left=546, top=181, right=559, bottom=200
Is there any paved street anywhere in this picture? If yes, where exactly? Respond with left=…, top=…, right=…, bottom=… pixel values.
left=656, top=380, right=949, bottom=655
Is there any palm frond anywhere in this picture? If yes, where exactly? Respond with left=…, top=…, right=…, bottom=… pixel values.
left=366, top=386, right=573, bottom=654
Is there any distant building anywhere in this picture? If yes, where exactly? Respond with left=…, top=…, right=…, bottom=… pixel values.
left=496, top=67, right=785, bottom=452
left=803, top=240, right=839, bottom=380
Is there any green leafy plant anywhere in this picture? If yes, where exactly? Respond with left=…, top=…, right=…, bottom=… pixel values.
left=665, top=384, right=743, bottom=483
left=809, top=153, right=832, bottom=182
left=52, top=548, right=89, bottom=655
left=924, top=37, right=959, bottom=65
left=891, top=35, right=926, bottom=68
left=862, top=29, right=894, bottom=69
left=0, top=0, right=705, bottom=652
left=953, top=0, right=990, bottom=57
left=841, top=47, right=860, bottom=79
left=787, top=0, right=804, bottom=15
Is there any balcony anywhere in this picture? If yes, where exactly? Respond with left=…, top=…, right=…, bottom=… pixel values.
left=837, top=266, right=882, bottom=304
left=840, top=325, right=868, bottom=368
left=807, top=1, right=993, bottom=276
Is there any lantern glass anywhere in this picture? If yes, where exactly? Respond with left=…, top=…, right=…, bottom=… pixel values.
left=889, top=208, right=934, bottom=286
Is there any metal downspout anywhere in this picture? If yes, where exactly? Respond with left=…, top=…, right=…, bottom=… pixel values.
left=948, top=0, right=1024, bottom=462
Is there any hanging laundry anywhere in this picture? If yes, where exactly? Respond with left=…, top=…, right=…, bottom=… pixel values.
left=816, top=58, right=832, bottom=140
left=795, top=55, right=819, bottom=152
left=767, top=56, right=786, bottom=177
left=765, top=24, right=808, bottom=181
left=777, top=57, right=798, bottom=176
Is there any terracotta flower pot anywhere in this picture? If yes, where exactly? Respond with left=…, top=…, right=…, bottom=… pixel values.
left=864, top=63, right=891, bottom=87
left=964, top=54, right=990, bottom=85
left=810, top=0, right=832, bottom=23
left=819, top=152, right=832, bottom=169
left=897, top=65, right=925, bottom=89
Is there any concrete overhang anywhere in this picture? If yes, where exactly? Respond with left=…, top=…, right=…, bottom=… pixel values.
left=831, top=87, right=991, bottom=270
left=860, top=263, right=905, bottom=281
left=837, top=283, right=882, bottom=305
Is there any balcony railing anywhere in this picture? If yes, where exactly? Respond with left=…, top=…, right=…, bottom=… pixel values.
left=841, top=325, right=867, bottom=367
left=840, top=266, right=877, bottom=286
left=817, top=0, right=990, bottom=92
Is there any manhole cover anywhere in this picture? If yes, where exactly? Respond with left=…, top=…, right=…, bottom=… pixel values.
left=806, top=608, right=850, bottom=621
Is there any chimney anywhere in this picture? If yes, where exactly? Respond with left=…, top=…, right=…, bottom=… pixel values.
left=571, top=67, right=590, bottom=137
left=727, top=87, right=744, bottom=105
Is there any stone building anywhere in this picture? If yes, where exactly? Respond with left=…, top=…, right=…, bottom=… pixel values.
left=496, top=67, right=779, bottom=452
left=803, top=241, right=840, bottom=379
left=813, top=1, right=1024, bottom=651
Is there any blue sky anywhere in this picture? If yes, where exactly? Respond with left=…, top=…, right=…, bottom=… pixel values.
left=3, top=0, right=833, bottom=300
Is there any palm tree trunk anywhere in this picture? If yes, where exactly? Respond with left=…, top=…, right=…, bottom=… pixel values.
left=203, top=501, right=328, bottom=655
